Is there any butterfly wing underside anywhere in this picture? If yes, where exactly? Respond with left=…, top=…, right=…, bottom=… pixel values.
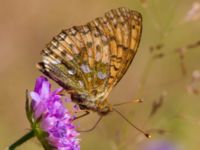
left=38, top=7, right=142, bottom=105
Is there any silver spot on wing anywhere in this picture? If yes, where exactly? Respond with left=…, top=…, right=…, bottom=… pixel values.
left=68, top=69, right=76, bottom=75
left=81, top=64, right=91, bottom=73
left=97, top=71, right=107, bottom=79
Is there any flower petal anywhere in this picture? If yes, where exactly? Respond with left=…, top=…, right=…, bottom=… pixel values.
left=30, top=92, right=41, bottom=106
left=34, top=76, right=47, bottom=93
left=40, top=80, right=51, bottom=100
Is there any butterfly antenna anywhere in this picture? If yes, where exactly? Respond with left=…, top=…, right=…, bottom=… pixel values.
left=77, top=116, right=103, bottom=132
left=112, top=107, right=151, bottom=138
left=113, top=99, right=143, bottom=107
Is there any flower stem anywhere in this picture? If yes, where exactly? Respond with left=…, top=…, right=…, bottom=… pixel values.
left=8, top=130, right=35, bottom=150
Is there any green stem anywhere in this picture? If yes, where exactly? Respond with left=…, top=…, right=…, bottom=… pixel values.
left=8, top=130, right=35, bottom=150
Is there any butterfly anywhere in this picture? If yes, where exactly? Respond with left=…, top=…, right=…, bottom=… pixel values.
left=37, top=7, right=142, bottom=116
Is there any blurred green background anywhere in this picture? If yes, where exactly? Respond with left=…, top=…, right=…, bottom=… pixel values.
left=1, top=0, right=200, bottom=149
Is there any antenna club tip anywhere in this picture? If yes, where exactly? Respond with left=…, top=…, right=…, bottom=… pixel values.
left=145, top=133, right=151, bottom=138
left=138, top=99, right=144, bottom=103
left=134, top=99, right=143, bottom=103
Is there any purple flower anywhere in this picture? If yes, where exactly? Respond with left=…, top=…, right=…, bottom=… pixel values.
left=26, top=76, right=80, bottom=150
left=142, top=140, right=180, bottom=150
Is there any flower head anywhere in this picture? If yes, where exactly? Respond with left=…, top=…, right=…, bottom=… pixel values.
left=26, top=76, right=80, bottom=150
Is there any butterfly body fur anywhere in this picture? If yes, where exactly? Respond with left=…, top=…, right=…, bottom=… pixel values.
left=38, top=7, right=142, bottom=115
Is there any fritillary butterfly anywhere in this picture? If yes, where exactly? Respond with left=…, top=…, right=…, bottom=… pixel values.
left=38, top=7, right=142, bottom=115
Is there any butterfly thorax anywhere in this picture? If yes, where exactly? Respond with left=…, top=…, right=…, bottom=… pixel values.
left=71, top=93, right=112, bottom=115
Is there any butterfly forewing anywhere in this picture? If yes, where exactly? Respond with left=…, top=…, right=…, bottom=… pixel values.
left=108, top=8, right=142, bottom=89
left=38, top=7, right=142, bottom=113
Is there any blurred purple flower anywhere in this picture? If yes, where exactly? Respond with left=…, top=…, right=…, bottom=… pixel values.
left=142, top=140, right=179, bottom=150
left=27, top=76, right=80, bottom=150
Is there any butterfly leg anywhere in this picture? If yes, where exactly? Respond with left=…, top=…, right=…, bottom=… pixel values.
left=77, top=115, right=103, bottom=132
left=58, top=88, right=76, bottom=95
left=73, top=110, right=90, bottom=121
